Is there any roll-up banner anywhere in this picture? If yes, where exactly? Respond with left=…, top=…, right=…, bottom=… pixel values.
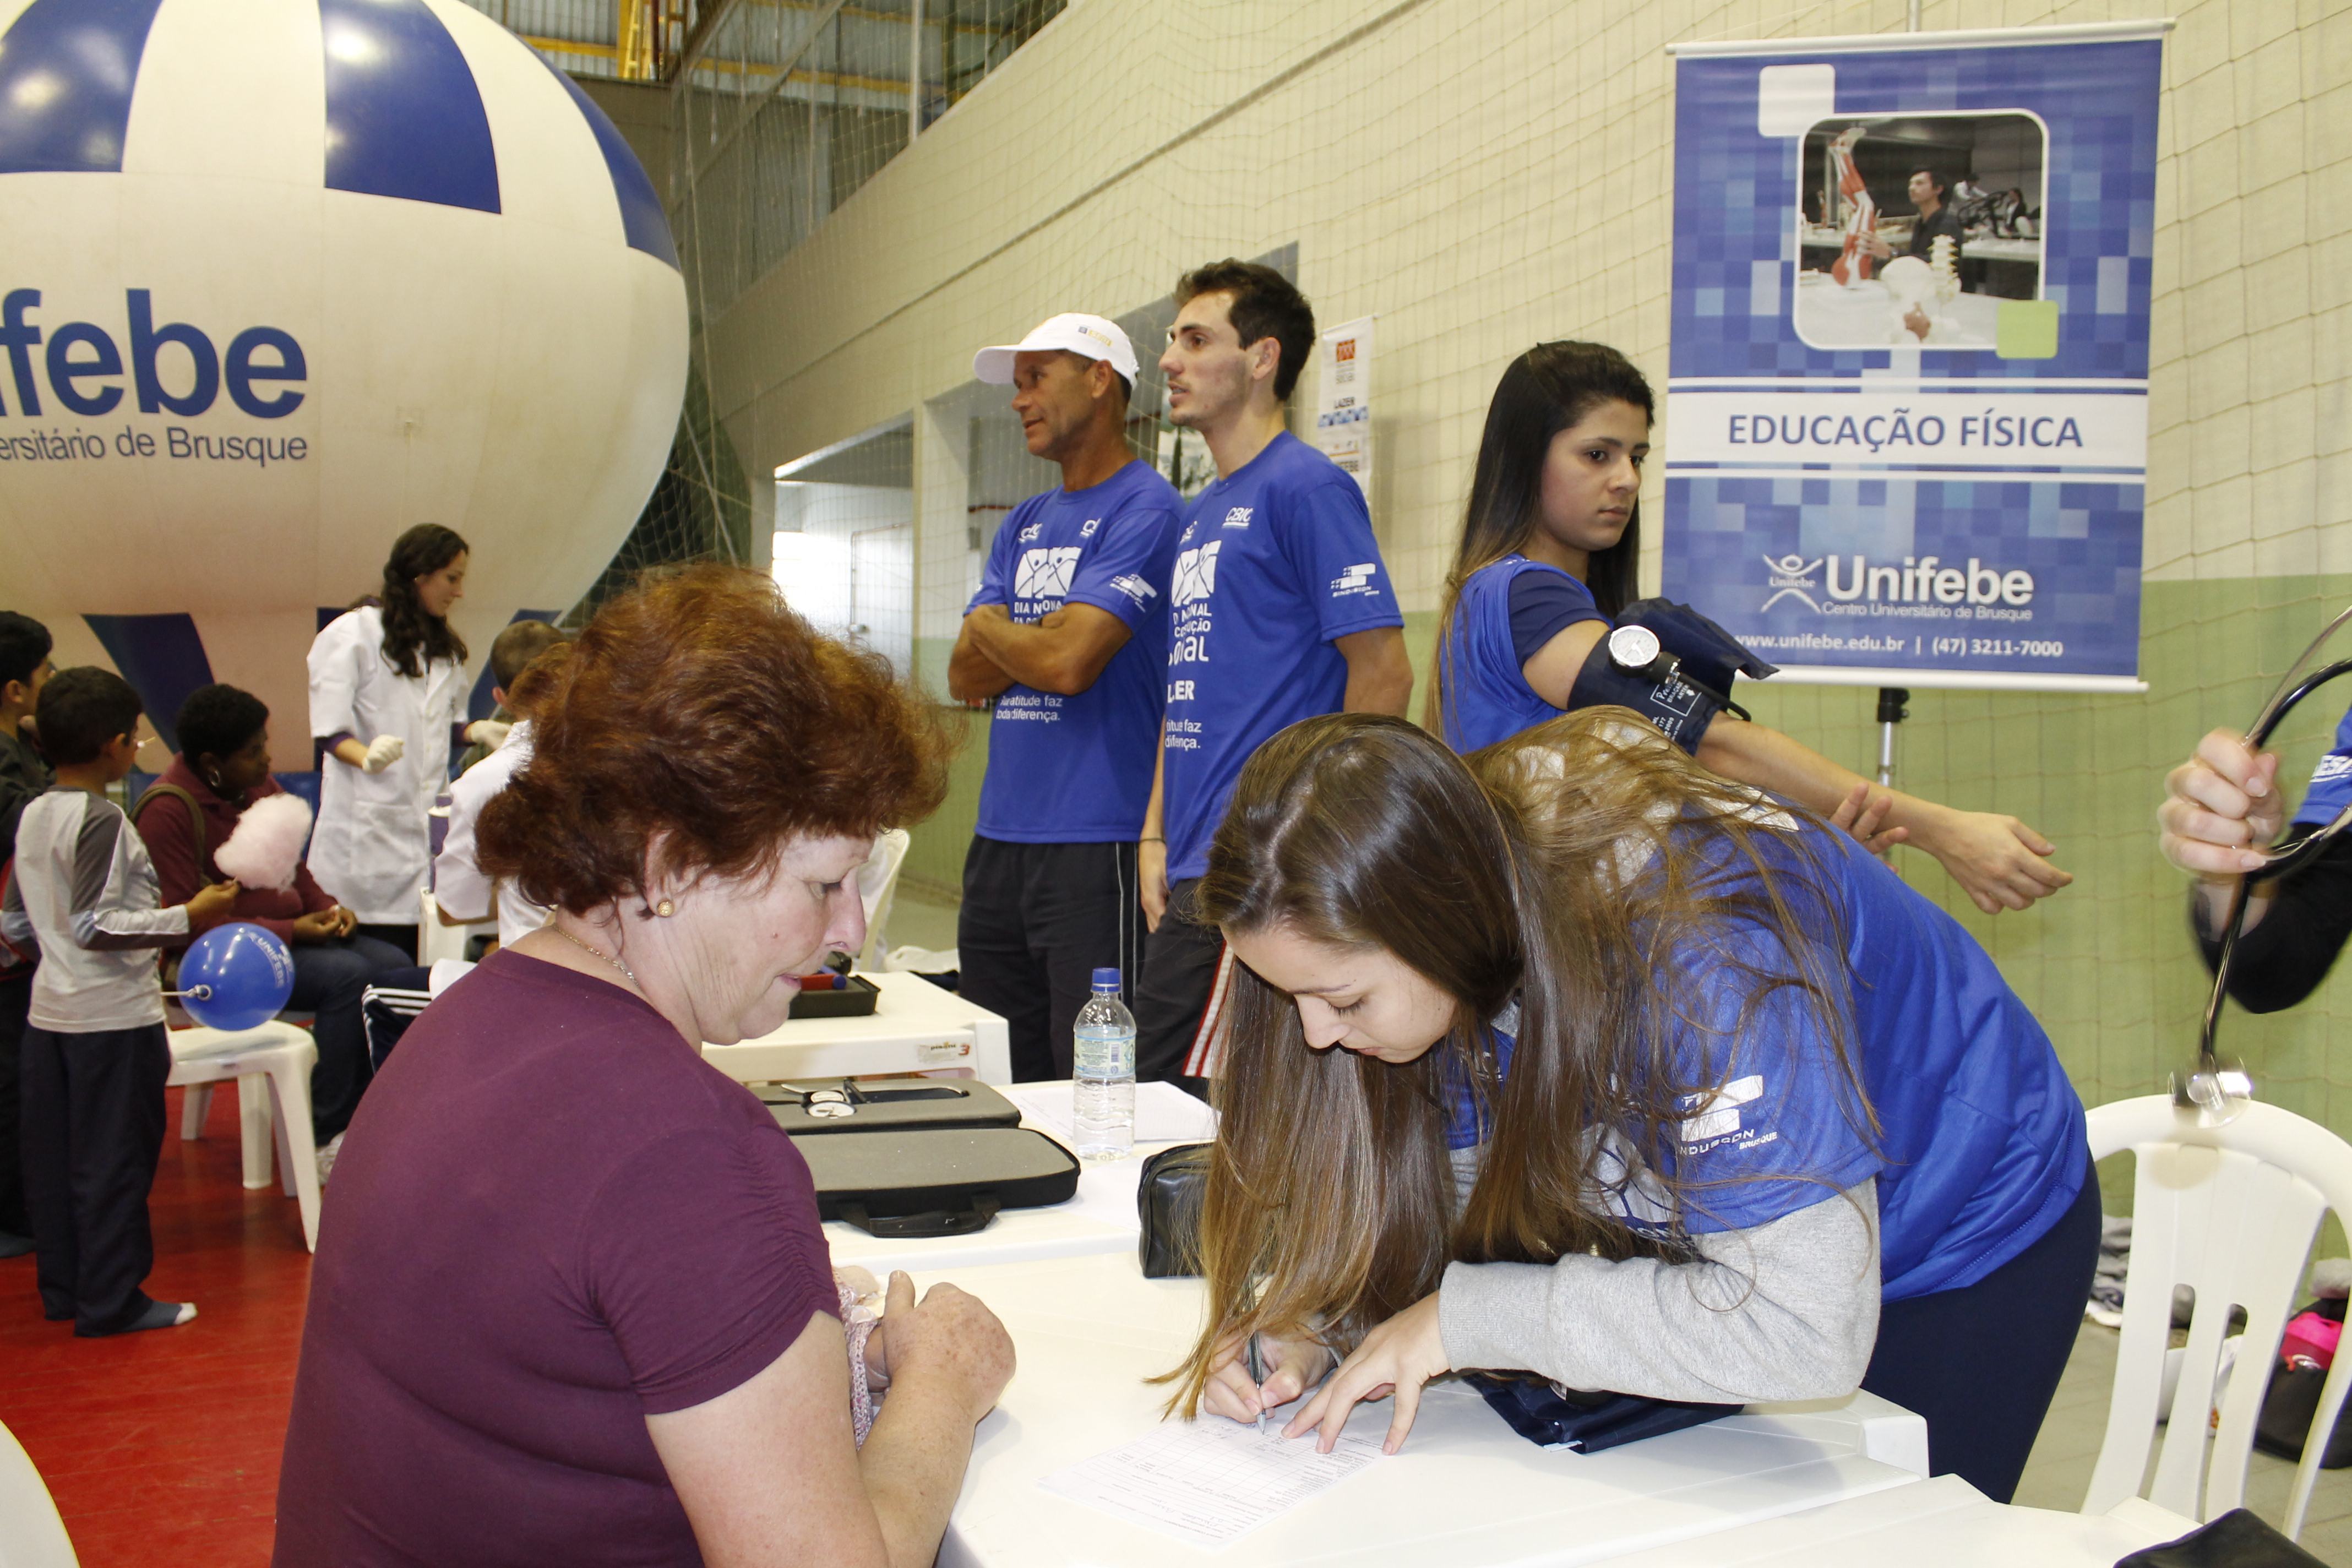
left=1312, top=315, right=1375, bottom=506
left=1661, top=22, right=2169, bottom=694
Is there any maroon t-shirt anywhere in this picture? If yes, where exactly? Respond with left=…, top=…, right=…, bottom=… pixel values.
left=274, top=951, right=837, bottom=1566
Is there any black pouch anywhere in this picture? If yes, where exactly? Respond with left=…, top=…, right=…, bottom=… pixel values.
left=793, top=1126, right=1078, bottom=1238
left=2115, top=1507, right=2329, bottom=1567
left=757, top=1077, right=1021, bottom=1137
left=2253, top=1296, right=2352, bottom=1468
left=787, top=974, right=881, bottom=1020
left=1136, top=1142, right=1212, bottom=1278
left=2255, top=1364, right=2352, bottom=1469
left=1464, top=1374, right=1740, bottom=1453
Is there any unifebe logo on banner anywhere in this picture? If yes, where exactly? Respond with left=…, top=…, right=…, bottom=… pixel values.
left=0, top=288, right=308, bottom=467
left=1658, top=21, right=2167, bottom=693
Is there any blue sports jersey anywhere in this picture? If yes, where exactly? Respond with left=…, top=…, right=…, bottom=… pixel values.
left=1162, top=433, right=1403, bottom=880
left=1451, top=818, right=2086, bottom=1303
left=1440, top=554, right=1607, bottom=754
left=2292, top=700, right=2352, bottom=830
left=969, top=462, right=1184, bottom=843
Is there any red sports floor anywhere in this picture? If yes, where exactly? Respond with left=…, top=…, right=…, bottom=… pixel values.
left=0, top=1085, right=311, bottom=1565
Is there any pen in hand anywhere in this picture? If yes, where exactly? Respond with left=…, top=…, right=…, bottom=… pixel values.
left=1245, top=1333, right=1267, bottom=1436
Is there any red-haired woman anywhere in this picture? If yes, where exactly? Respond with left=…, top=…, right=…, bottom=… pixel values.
left=275, top=568, right=1014, bottom=1567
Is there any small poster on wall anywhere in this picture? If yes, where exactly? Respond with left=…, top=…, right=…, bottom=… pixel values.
left=1660, top=22, right=2169, bottom=693
left=1311, top=317, right=1374, bottom=506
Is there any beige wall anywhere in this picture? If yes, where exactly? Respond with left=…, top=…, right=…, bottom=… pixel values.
left=705, top=0, right=2352, bottom=1130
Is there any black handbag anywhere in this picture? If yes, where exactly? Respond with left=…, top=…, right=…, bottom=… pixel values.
left=1136, top=1141, right=1212, bottom=1278
left=2115, top=1507, right=2329, bottom=1567
left=792, top=1126, right=1079, bottom=1238
left=1464, top=1374, right=1740, bottom=1453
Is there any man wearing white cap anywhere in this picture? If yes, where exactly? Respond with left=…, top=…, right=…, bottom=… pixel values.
left=948, top=314, right=1184, bottom=1081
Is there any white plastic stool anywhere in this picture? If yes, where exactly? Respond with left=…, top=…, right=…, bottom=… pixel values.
left=166, top=1021, right=321, bottom=1252
left=0, top=1414, right=76, bottom=1567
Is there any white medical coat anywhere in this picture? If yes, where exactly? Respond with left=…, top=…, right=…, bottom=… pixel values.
left=307, top=606, right=466, bottom=924
left=433, top=721, right=549, bottom=950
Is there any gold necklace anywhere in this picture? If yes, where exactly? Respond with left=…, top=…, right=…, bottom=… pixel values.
left=553, top=922, right=636, bottom=986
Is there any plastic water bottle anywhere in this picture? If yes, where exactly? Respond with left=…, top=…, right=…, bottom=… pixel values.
left=1072, top=967, right=1136, bottom=1159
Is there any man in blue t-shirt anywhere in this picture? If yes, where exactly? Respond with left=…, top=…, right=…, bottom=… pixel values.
left=1137, top=262, right=1413, bottom=1090
left=949, top=314, right=1183, bottom=1080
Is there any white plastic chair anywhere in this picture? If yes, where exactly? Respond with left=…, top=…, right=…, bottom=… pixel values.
left=166, top=1021, right=322, bottom=1253
left=855, top=829, right=912, bottom=972
left=420, top=888, right=487, bottom=965
left=0, top=1415, right=78, bottom=1567
left=2084, top=1095, right=2352, bottom=1539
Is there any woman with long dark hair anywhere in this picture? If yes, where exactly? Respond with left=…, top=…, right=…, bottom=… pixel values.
left=1429, top=341, right=2070, bottom=914
left=306, top=523, right=497, bottom=957
left=1161, top=710, right=2096, bottom=1503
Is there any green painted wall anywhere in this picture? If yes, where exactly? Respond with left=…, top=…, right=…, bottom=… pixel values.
left=908, top=582, right=2352, bottom=1148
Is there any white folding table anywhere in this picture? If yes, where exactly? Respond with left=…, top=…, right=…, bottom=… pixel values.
left=700, top=971, right=1011, bottom=1084
left=1604, top=1472, right=2197, bottom=1566
left=917, top=1249, right=1934, bottom=1568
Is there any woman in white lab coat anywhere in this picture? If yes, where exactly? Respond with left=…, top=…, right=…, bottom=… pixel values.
left=307, top=524, right=488, bottom=959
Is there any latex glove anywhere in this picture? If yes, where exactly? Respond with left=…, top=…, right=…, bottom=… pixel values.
left=464, top=719, right=512, bottom=750
left=362, top=734, right=406, bottom=774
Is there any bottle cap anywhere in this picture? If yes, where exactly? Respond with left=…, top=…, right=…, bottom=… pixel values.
left=1091, top=967, right=1120, bottom=989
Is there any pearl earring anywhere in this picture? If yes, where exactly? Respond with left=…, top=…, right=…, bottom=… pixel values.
left=655, top=899, right=674, bottom=917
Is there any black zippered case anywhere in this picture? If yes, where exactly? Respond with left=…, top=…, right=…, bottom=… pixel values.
left=755, top=1077, right=1022, bottom=1136
left=791, top=1126, right=1080, bottom=1238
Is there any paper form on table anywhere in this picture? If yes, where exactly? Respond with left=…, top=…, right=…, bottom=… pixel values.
left=1036, top=1417, right=1385, bottom=1551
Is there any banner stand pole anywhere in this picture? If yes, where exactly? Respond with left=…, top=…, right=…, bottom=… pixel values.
left=1875, top=687, right=1910, bottom=790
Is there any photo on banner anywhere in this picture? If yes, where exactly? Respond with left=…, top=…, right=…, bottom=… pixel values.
left=1660, top=23, right=2169, bottom=694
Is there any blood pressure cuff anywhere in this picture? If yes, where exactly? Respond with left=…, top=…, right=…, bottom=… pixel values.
left=1618, top=598, right=1779, bottom=698
left=1565, top=599, right=1778, bottom=755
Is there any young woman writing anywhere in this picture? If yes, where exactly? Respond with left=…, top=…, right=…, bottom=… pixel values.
left=1161, top=710, right=2095, bottom=1501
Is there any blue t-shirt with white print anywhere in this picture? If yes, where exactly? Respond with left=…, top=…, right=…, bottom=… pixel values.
left=969, top=461, right=1184, bottom=843
left=1162, top=432, right=1403, bottom=881
left=2291, top=701, right=2352, bottom=830
left=1447, top=815, right=2085, bottom=1304
left=1440, top=554, right=1608, bottom=754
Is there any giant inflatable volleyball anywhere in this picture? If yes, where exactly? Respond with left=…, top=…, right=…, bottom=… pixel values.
left=0, top=0, right=687, bottom=710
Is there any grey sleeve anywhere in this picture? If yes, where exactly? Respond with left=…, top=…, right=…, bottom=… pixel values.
left=67, top=803, right=189, bottom=951
left=1437, top=1179, right=1881, bottom=1404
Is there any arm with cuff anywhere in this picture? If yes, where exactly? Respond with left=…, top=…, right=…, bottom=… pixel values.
left=1692, top=720, right=2069, bottom=913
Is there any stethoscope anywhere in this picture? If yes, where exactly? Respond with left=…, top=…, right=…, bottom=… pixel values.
left=2180, top=603, right=2352, bottom=1126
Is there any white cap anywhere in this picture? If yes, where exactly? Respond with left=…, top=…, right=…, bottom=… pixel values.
left=972, top=313, right=1139, bottom=387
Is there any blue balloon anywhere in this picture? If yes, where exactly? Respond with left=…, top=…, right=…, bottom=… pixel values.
left=177, top=922, right=296, bottom=1032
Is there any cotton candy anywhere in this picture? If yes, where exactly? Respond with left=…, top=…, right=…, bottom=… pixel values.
left=215, top=792, right=314, bottom=891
